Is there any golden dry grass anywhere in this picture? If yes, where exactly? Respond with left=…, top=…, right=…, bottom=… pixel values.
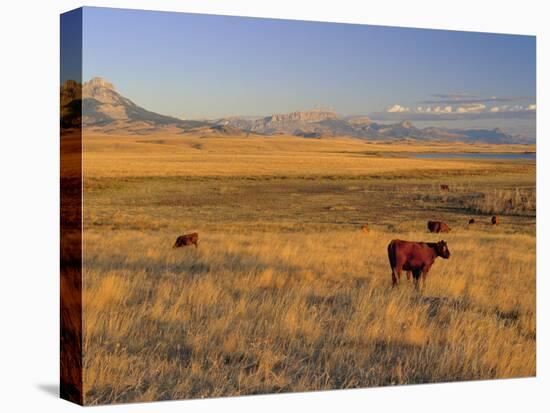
left=82, top=131, right=535, bottom=178
left=79, top=132, right=536, bottom=405
left=82, top=229, right=535, bottom=404
left=463, top=188, right=536, bottom=215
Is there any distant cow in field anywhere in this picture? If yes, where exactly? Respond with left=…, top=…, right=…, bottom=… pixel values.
left=427, top=220, right=451, bottom=233
left=361, top=224, right=370, bottom=233
left=491, top=216, right=500, bottom=225
left=173, top=232, right=199, bottom=248
left=440, top=184, right=450, bottom=191
left=387, top=239, right=451, bottom=288
left=468, top=218, right=476, bottom=224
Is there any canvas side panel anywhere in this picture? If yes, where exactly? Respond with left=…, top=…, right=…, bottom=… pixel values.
left=60, top=8, right=83, bottom=405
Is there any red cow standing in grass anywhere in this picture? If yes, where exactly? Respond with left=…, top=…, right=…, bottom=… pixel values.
left=427, top=220, right=451, bottom=233
left=173, top=232, right=199, bottom=248
left=387, top=239, right=451, bottom=288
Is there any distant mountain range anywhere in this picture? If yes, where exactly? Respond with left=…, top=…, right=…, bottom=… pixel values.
left=60, top=77, right=534, bottom=144
left=215, top=113, right=532, bottom=144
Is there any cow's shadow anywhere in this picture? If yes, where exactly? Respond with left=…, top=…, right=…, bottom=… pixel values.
left=414, top=295, right=470, bottom=319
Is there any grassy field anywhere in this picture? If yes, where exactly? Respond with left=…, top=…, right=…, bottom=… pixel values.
left=80, top=133, right=536, bottom=404
left=82, top=131, right=534, bottom=178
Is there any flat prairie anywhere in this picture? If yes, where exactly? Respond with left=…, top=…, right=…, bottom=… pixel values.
left=81, top=132, right=535, bottom=404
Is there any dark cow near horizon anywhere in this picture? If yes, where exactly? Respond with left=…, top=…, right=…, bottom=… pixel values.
left=491, top=215, right=500, bottom=225
left=387, top=239, right=451, bottom=288
left=173, top=232, right=199, bottom=248
left=440, top=184, right=450, bottom=191
left=427, top=220, right=451, bottom=233
left=468, top=218, right=476, bottom=224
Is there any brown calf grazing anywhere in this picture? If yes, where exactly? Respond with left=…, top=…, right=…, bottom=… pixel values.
left=440, top=184, right=450, bottom=191
left=491, top=215, right=499, bottom=225
left=173, top=232, right=199, bottom=248
left=361, top=224, right=370, bottom=233
left=387, top=239, right=451, bottom=288
left=468, top=218, right=476, bottom=224
left=427, top=220, right=451, bottom=233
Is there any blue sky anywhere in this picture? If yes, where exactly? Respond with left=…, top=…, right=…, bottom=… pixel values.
left=78, top=7, right=535, bottom=136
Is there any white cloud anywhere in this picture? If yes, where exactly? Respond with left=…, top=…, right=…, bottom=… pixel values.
left=469, top=103, right=486, bottom=112
left=489, top=104, right=535, bottom=113
left=387, top=104, right=410, bottom=113
left=376, top=97, right=535, bottom=121
left=390, top=101, right=528, bottom=115
left=456, top=103, right=486, bottom=113
left=432, top=106, right=453, bottom=113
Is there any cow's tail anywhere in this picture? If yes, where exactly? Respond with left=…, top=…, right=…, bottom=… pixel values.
left=388, top=240, right=398, bottom=286
left=387, top=240, right=396, bottom=269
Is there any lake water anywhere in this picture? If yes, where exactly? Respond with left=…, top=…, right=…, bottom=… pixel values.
left=412, top=152, right=536, bottom=160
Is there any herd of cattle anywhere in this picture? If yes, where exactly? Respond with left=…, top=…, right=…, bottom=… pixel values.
left=172, top=184, right=502, bottom=289
left=427, top=214, right=500, bottom=233
left=389, top=214, right=499, bottom=288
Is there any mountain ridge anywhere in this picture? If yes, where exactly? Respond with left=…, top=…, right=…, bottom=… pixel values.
left=216, top=114, right=532, bottom=144
left=61, top=77, right=210, bottom=133
left=60, top=78, right=534, bottom=144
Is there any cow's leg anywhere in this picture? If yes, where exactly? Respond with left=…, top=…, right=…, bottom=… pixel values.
left=412, top=269, right=422, bottom=290
left=391, top=268, right=400, bottom=287
left=406, top=271, right=412, bottom=281
left=421, top=264, right=433, bottom=289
